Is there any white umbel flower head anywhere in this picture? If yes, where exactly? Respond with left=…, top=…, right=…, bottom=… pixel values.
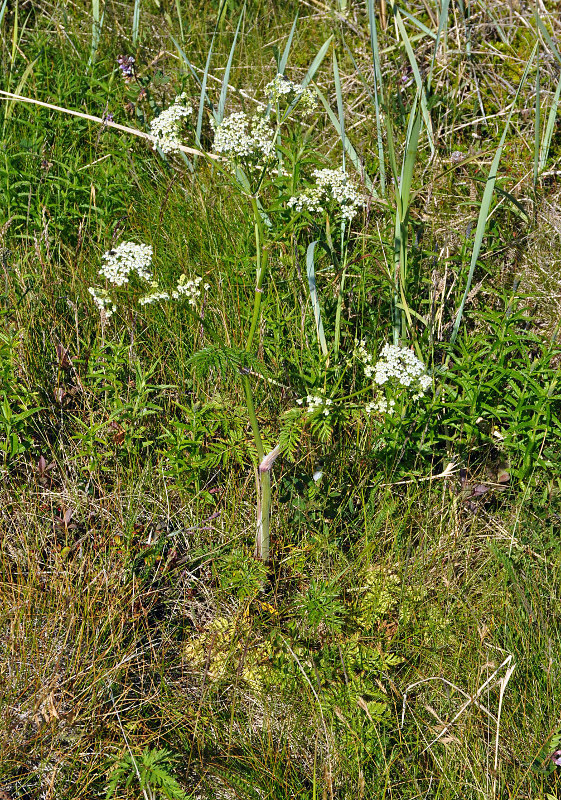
left=150, top=93, right=193, bottom=155
left=211, top=112, right=276, bottom=168
left=171, top=274, right=205, bottom=305
left=88, top=286, right=116, bottom=318
left=288, top=167, right=365, bottom=221
left=265, top=74, right=318, bottom=113
left=296, top=394, right=333, bottom=416
left=373, top=344, right=431, bottom=393
left=139, top=281, right=170, bottom=306
left=99, top=242, right=153, bottom=286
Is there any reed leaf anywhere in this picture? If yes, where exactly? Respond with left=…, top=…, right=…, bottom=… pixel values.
left=217, top=9, right=244, bottom=125
left=306, top=241, right=328, bottom=357
left=132, top=0, right=140, bottom=47
left=393, top=5, right=435, bottom=155
left=314, top=87, right=375, bottom=195
left=366, top=0, right=386, bottom=195
left=449, top=41, right=538, bottom=349
left=539, top=69, right=561, bottom=174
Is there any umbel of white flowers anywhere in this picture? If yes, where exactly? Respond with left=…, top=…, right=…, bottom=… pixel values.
left=356, top=340, right=433, bottom=413
left=296, top=395, right=333, bottom=415
left=265, top=74, right=318, bottom=113
left=149, top=93, right=193, bottom=155
left=288, top=167, right=366, bottom=222
left=88, top=241, right=206, bottom=320
left=210, top=112, right=276, bottom=168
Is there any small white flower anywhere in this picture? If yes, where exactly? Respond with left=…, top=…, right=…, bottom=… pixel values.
left=100, top=241, right=153, bottom=286
left=303, top=394, right=332, bottom=415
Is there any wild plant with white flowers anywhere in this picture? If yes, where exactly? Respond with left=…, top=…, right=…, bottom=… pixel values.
left=88, top=241, right=207, bottom=321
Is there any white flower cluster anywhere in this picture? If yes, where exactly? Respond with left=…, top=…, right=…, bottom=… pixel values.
left=265, top=74, right=318, bottom=113
left=365, top=398, right=396, bottom=415
left=297, top=394, right=333, bottom=415
left=149, top=93, right=193, bottom=155
left=139, top=281, right=170, bottom=306
left=355, top=339, right=373, bottom=374
left=88, top=286, right=116, bottom=318
left=288, top=167, right=365, bottom=221
left=171, top=274, right=209, bottom=304
left=211, top=112, right=276, bottom=167
left=373, top=344, right=432, bottom=392
left=99, top=241, right=153, bottom=286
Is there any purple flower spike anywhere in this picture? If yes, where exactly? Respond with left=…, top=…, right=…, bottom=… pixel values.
left=117, top=55, right=135, bottom=79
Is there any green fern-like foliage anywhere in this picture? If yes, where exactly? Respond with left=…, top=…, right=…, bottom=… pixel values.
left=106, top=747, right=189, bottom=800
left=188, top=344, right=272, bottom=384
left=279, top=408, right=306, bottom=459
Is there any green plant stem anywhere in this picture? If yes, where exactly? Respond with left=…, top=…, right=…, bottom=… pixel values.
left=243, top=196, right=271, bottom=561
left=245, top=199, right=269, bottom=354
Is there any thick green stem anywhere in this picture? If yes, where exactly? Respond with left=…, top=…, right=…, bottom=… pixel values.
left=242, top=373, right=270, bottom=561
left=246, top=200, right=269, bottom=353
left=243, top=196, right=272, bottom=561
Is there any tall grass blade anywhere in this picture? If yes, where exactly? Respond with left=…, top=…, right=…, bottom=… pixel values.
left=89, top=0, right=103, bottom=67
left=427, top=0, right=450, bottom=90
left=132, top=0, right=141, bottom=47
left=170, top=37, right=205, bottom=93
left=399, top=7, right=436, bottom=39
left=279, top=13, right=299, bottom=75
left=0, top=0, right=9, bottom=29
left=5, top=58, right=36, bottom=120
left=10, top=0, right=17, bottom=66
left=393, top=95, right=422, bottom=347
left=533, top=52, right=540, bottom=189
left=306, top=241, right=328, bottom=357
left=366, top=0, right=386, bottom=195
left=299, top=35, right=333, bottom=91
left=539, top=70, right=561, bottom=174
left=332, top=50, right=345, bottom=171
left=535, top=13, right=561, bottom=67
left=194, top=3, right=222, bottom=146
left=449, top=42, right=538, bottom=349
left=217, top=9, right=244, bottom=125
left=175, top=0, right=184, bottom=44
left=314, top=87, right=375, bottom=195
left=393, top=6, right=435, bottom=155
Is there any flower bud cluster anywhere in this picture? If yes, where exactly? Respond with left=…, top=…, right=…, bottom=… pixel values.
left=373, top=344, right=432, bottom=392
left=211, top=112, right=276, bottom=169
left=149, top=93, right=193, bottom=155
left=288, top=167, right=365, bottom=221
left=99, top=241, right=153, bottom=286
left=265, top=74, right=318, bottom=113
left=88, top=286, right=116, bottom=318
left=297, top=395, right=333, bottom=415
